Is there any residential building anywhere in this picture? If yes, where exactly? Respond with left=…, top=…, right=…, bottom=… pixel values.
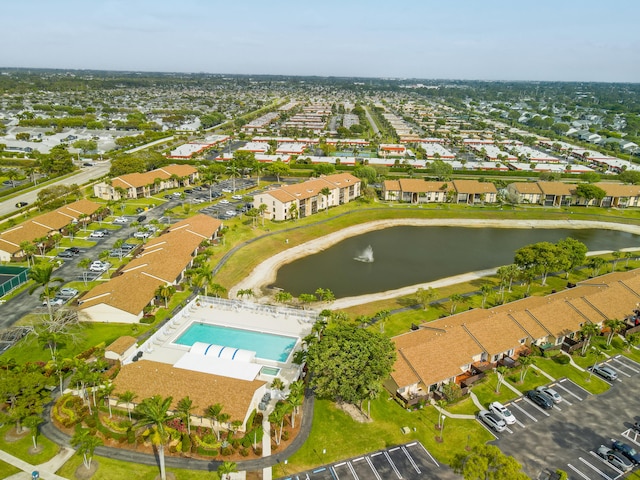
left=78, top=215, right=222, bottom=323
left=253, top=173, right=361, bottom=221
left=382, top=179, right=450, bottom=203
left=506, top=182, right=543, bottom=204
left=388, top=269, right=640, bottom=406
left=0, top=199, right=103, bottom=262
left=93, top=164, right=198, bottom=201
left=451, top=180, right=498, bottom=204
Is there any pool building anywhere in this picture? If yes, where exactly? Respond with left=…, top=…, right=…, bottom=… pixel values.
left=111, top=296, right=318, bottom=432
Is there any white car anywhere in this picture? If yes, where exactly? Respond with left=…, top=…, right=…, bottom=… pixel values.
left=58, top=287, right=79, bottom=298
left=535, top=386, right=562, bottom=404
left=113, top=217, right=129, bottom=224
left=225, top=210, right=236, bottom=216
left=89, top=231, right=105, bottom=238
left=221, top=188, right=232, bottom=193
left=42, top=297, right=65, bottom=307
left=133, top=231, right=150, bottom=239
left=219, top=199, right=230, bottom=205
left=89, top=261, right=110, bottom=272
left=488, top=401, right=516, bottom=425
left=231, top=194, right=243, bottom=200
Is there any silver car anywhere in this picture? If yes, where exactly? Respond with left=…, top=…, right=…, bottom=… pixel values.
left=536, top=386, right=562, bottom=404
left=477, top=410, right=506, bottom=432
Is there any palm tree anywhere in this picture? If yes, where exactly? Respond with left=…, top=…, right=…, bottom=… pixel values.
left=71, top=428, right=103, bottom=471
left=226, top=163, right=242, bottom=193
left=176, top=396, right=196, bottom=434
left=320, top=187, right=331, bottom=214
left=625, top=252, right=635, bottom=269
left=588, top=257, right=606, bottom=277
left=258, top=203, right=268, bottom=226
left=117, top=390, right=137, bottom=421
left=194, top=267, right=213, bottom=296
left=449, top=293, right=464, bottom=314
left=135, top=395, right=173, bottom=480
left=28, top=263, right=64, bottom=321
left=495, top=366, right=508, bottom=393
left=205, top=403, right=224, bottom=440
left=580, top=322, right=601, bottom=355
left=375, top=309, right=390, bottom=333
left=217, top=461, right=238, bottom=480
left=480, top=284, right=493, bottom=308
left=287, top=392, right=303, bottom=428
left=604, top=318, right=626, bottom=346
left=612, top=251, right=622, bottom=271
left=518, top=355, right=533, bottom=383
left=102, top=381, right=115, bottom=418
left=209, top=283, right=226, bottom=298
left=155, top=284, right=176, bottom=308
left=19, top=241, right=37, bottom=267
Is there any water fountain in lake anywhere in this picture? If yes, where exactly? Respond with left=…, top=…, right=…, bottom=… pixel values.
left=354, top=245, right=374, bottom=263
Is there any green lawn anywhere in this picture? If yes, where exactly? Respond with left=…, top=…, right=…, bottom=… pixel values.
left=445, top=396, right=478, bottom=415
left=0, top=423, right=60, bottom=465
left=3, top=322, right=151, bottom=364
left=533, top=355, right=610, bottom=394
left=57, top=454, right=224, bottom=480
left=0, top=460, right=20, bottom=478
left=286, top=396, right=494, bottom=474
left=504, top=366, right=550, bottom=394
left=471, top=373, right=520, bottom=408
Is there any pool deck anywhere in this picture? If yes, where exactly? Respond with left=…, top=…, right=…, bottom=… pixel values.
left=135, top=296, right=316, bottom=385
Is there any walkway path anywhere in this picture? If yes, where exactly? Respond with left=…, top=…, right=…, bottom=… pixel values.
left=431, top=399, right=475, bottom=420
left=1, top=446, right=74, bottom=480
left=36, top=392, right=316, bottom=475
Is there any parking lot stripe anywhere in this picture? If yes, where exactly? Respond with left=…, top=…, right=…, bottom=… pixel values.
left=558, top=378, right=589, bottom=399
left=515, top=419, right=526, bottom=428
left=347, top=461, right=359, bottom=480
left=560, top=398, right=573, bottom=406
left=555, top=382, right=583, bottom=401
left=353, top=457, right=364, bottom=463
left=415, top=441, right=439, bottom=467
left=523, top=398, right=550, bottom=416
left=365, top=456, right=382, bottom=480
left=334, top=462, right=346, bottom=467
left=611, top=356, right=639, bottom=373
left=383, top=451, right=402, bottom=479
left=401, top=446, right=421, bottom=474
left=389, top=447, right=400, bottom=452
left=581, top=455, right=614, bottom=480
left=615, top=354, right=640, bottom=370
left=622, top=429, right=640, bottom=446
left=510, top=401, right=539, bottom=422
left=567, top=463, right=592, bottom=480
left=588, top=450, right=624, bottom=476
left=605, top=362, right=632, bottom=377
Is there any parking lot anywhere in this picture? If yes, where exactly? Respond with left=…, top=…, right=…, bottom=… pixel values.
left=283, top=442, right=459, bottom=480
left=493, top=356, right=640, bottom=479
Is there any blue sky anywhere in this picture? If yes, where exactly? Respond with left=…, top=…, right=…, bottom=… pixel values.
left=3, top=0, right=639, bottom=82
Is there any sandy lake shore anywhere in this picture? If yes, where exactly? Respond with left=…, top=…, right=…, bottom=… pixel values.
left=229, top=219, right=640, bottom=309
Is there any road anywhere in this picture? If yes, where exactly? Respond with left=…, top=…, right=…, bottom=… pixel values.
left=0, top=162, right=110, bottom=217
left=363, top=106, right=380, bottom=136
left=0, top=198, right=176, bottom=329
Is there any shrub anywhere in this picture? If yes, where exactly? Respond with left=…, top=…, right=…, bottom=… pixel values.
left=246, top=409, right=256, bottom=430
left=84, top=414, right=98, bottom=428
left=181, top=433, right=191, bottom=452
left=254, top=447, right=262, bottom=456
left=240, top=447, right=249, bottom=457
left=282, top=429, right=290, bottom=441
left=221, top=446, right=233, bottom=456
left=127, top=427, right=136, bottom=444
left=552, top=354, right=570, bottom=365
left=442, top=382, right=462, bottom=403
left=140, top=315, right=155, bottom=324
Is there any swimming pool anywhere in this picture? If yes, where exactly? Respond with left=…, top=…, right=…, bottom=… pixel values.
left=175, top=323, right=297, bottom=362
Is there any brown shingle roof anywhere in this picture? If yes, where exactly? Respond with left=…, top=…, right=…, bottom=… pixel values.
left=452, top=180, right=498, bottom=194
left=262, top=173, right=360, bottom=204
left=595, top=182, right=640, bottom=198
left=537, top=182, right=576, bottom=195
left=106, top=336, right=137, bottom=355
left=113, top=360, right=266, bottom=422
left=111, top=164, right=197, bottom=189
left=512, top=183, right=542, bottom=194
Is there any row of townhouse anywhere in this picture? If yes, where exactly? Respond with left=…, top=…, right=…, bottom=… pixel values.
left=389, top=269, right=640, bottom=406
left=382, top=179, right=498, bottom=205
left=78, top=214, right=222, bottom=323
left=507, top=181, right=640, bottom=208
left=93, top=164, right=198, bottom=201
left=253, top=173, right=361, bottom=221
left=0, top=199, right=103, bottom=262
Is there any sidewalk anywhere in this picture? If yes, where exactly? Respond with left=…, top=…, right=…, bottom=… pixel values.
left=0, top=446, right=74, bottom=480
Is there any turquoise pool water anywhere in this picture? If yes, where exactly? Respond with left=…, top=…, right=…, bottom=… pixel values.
left=175, top=323, right=297, bottom=362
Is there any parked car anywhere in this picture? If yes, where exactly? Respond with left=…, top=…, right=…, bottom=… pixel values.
left=184, top=189, right=193, bottom=194
left=135, top=207, right=145, bottom=214
left=596, top=445, right=633, bottom=472
left=488, top=402, right=516, bottom=425
left=113, top=217, right=129, bottom=224
left=225, top=210, right=236, bottom=217
left=219, top=199, right=230, bottom=205
left=164, top=194, right=173, bottom=200
left=42, top=297, right=65, bottom=307
left=89, top=231, right=105, bottom=238
left=133, top=231, right=150, bottom=239
left=231, top=194, right=243, bottom=200
left=109, top=249, right=125, bottom=258
left=221, top=188, right=232, bottom=193
left=535, top=386, right=562, bottom=404
left=612, top=440, right=640, bottom=464
left=588, top=364, right=618, bottom=381
left=94, top=229, right=110, bottom=236
left=89, top=261, right=110, bottom=272
left=525, top=390, right=553, bottom=410
left=120, top=243, right=136, bottom=251
left=172, top=192, right=181, bottom=197
left=58, top=250, right=75, bottom=258
left=66, top=247, right=80, bottom=255
left=137, top=215, right=147, bottom=222
left=58, top=288, right=78, bottom=298
left=477, top=410, right=506, bottom=432
left=15, top=201, right=28, bottom=208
